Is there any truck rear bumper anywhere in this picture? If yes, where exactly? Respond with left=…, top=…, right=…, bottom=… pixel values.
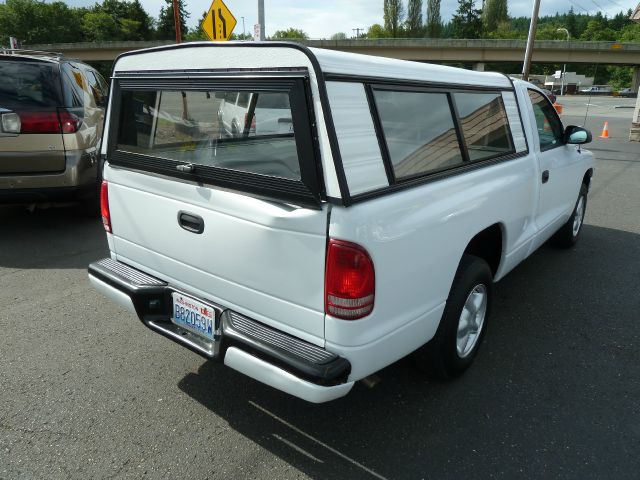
left=88, top=258, right=353, bottom=403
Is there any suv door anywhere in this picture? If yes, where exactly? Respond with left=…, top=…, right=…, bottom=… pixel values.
left=527, top=89, right=583, bottom=245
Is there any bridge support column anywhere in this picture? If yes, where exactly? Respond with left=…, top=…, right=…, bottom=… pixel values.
left=629, top=67, right=640, bottom=142
left=631, top=66, right=640, bottom=94
left=473, top=62, right=485, bottom=72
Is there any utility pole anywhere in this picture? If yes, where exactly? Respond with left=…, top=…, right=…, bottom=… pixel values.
left=242, top=16, right=246, bottom=39
left=352, top=28, right=364, bottom=39
left=172, top=0, right=182, bottom=43
left=521, top=0, right=541, bottom=81
left=258, top=0, right=265, bottom=40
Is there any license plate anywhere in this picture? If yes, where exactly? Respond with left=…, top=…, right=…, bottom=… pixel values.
left=171, top=292, right=216, bottom=341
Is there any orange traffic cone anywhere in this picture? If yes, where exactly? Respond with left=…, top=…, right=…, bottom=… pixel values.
left=599, top=121, right=610, bottom=139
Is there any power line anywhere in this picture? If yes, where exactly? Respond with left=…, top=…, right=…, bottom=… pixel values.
left=568, top=0, right=590, bottom=13
left=590, top=0, right=604, bottom=9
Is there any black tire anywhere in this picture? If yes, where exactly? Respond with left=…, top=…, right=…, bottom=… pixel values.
left=413, top=255, right=494, bottom=380
left=552, top=183, right=588, bottom=248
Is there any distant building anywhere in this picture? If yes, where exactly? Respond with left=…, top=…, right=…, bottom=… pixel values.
left=543, top=72, right=594, bottom=94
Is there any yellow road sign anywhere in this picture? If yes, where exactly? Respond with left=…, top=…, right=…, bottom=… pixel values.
left=203, top=0, right=236, bottom=41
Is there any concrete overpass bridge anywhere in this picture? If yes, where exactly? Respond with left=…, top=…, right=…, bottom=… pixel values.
left=26, top=38, right=640, bottom=87
left=25, top=38, right=640, bottom=64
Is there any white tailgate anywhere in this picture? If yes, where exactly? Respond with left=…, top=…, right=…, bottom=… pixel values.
left=106, top=166, right=328, bottom=344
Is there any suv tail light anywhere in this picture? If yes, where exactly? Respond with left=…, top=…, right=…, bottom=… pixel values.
left=18, top=109, right=81, bottom=134
left=325, top=239, right=375, bottom=320
left=58, top=109, right=81, bottom=133
left=100, top=180, right=111, bottom=233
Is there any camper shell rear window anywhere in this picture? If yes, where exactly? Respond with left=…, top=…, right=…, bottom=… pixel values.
left=108, top=73, right=322, bottom=207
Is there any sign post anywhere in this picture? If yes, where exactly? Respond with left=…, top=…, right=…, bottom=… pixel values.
left=203, top=0, right=237, bottom=41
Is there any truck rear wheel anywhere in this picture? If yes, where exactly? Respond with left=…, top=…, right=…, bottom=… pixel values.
left=413, top=255, right=493, bottom=379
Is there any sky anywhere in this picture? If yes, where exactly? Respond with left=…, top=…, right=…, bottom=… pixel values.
left=58, top=0, right=634, bottom=38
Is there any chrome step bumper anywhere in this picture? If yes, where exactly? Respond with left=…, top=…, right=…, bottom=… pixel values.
left=88, top=258, right=352, bottom=401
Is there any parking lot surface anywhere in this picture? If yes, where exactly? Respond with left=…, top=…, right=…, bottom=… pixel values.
left=1, top=97, right=639, bottom=479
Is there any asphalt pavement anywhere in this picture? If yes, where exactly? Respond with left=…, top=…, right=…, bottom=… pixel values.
left=1, top=97, right=639, bottom=480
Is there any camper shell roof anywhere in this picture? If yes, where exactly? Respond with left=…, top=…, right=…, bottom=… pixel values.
left=112, top=41, right=512, bottom=90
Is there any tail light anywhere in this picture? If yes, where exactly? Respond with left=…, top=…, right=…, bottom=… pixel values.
left=18, top=109, right=81, bottom=134
left=58, top=110, right=81, bottom=133
left=325, top=239, right=375, bottom=320
left=100, top=180, right=111, bottom=233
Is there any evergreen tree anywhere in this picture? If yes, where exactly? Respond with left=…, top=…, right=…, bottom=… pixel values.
left=482, top=0, right=508, bottom=33
left=384, top=0, right=404, bottom=37
left=451, top=0, right=482, bottom=39
left=426, top=0, right=442, bottom=38
left=406, top=0, right=423, bottom=37
left=156, top=0, right=189, bottom=40
left=566, top=7, right=577, bottom=38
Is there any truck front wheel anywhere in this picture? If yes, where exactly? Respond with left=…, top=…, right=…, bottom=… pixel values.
left=552, top=183, right=588, bottom=248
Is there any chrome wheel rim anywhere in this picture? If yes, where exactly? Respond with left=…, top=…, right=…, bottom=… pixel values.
left=456, top=284, right=488, bottom=359
left=572, top=196, right=585, bottom=237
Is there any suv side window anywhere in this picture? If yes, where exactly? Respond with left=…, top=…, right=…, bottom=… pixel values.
left=528, top=90, right=564, bottom=150
left=84, top=69, right=107, bottom=107
left=373, top=89, right=463, bottom=179
left=60, top=63, right=85, bottom=109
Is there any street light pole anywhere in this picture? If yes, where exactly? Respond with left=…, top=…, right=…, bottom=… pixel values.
left=242, top=16, right=246, bottom=39
left=557, top=28, right=570, bottom=96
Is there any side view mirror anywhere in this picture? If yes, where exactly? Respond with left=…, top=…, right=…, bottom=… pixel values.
left=564, top=125, right=592, bottom=145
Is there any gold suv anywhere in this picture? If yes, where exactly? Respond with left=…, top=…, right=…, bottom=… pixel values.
left=0, top=50, right=107, bottom=210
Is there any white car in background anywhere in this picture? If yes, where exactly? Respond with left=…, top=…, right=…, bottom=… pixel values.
left=218, top=91, right=292, bottom=137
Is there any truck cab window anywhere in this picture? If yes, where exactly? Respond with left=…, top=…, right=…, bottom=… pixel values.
left=528, top=90, right=564, bottom=150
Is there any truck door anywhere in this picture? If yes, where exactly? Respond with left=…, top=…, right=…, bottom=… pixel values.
left=526, top=89, right=583, bottom=246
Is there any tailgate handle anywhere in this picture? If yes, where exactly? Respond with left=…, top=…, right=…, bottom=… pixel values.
left=178, top=211, right=205, bottom=234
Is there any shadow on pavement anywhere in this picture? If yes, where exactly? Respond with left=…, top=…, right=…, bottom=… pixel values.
left=178, top=224, right=640, bottom=479
left=0, top=205, right=108, bottom=270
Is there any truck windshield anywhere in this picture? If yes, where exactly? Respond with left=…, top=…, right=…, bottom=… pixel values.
left=115, top=88, right=300, bottom=181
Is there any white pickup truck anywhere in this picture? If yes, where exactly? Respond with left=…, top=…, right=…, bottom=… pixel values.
left=89, top=42, right=594, bottom=403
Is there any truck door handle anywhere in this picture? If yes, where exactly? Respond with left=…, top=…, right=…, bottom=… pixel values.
left=541, top=170, right=550, bottom=184
left=178, top=211, right=205, bottom=234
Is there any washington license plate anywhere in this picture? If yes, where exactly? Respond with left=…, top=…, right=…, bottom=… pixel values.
left=171, top=292, right=216, bottom=341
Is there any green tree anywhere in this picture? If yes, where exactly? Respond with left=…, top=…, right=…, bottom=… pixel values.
left=367, top=23, right=388, bottom=38
left=451, top=0, right=482, bottom=39
left=565, top=7, right=577, bottom=38
left=81, top=11, right=119, bottom=42
left=270, top=28, right=308, bottom=39
left=482, top=0, right=508, bottom=33
left=426, top=0, right=442, bottom=38
left=406, top=0, right=423, bottom=37
left=156, top=0, right=189, bottom=40
left=330, top=32, right=347, bottom=40
left=384, top=0, right=404, bottom=37
left=580, top=19, right=616, bottom=41
left=184, top=10, right=207, bottom=41
left=0, top=0, right=83, bottom=45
